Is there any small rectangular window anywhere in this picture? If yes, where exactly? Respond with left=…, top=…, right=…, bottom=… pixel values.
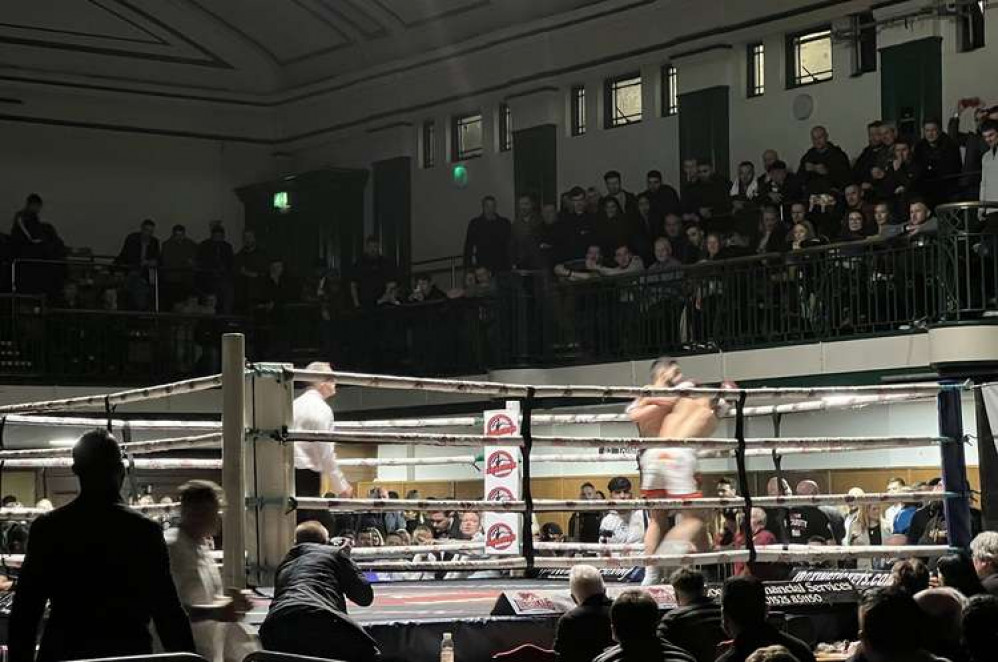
left=604, top=72, right=643, bottom=128
left=422, top=120, right=436, bottom=168
left=852, top=11, right=877, bottom=75
left=747, top=43, right=765, bottom=97
left=498, top=103, right=512, bottom=152
left=662, top=64, right=678, bottom=116
left=787, top=28, right=833, bottom=88
left=452, top=112, right=483, bottom=161
left=570, top=85, right=586, bottom=136
left=958, top=0, right=985, bottom=52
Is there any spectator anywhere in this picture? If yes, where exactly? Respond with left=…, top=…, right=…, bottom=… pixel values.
left=458, top=512, right=483, bottom=540
left=962, top=594, right=998, bottom=662
left=196, top=224, right=234, bottom=314
left=597, top=196, right=639, bottom=258
left=538, top=202, right=562, bottom=269
left=907, top=480, right=947, bottom=544
left=843, top=488, right=887, bottom=557
left=881, top=139, right=920, bottom=215
left=936, top=552, right=986, bottom=598
left=428, top=506, right=463, bottom=539
left=586, top=187, right=603, bottom=215
left=9, top=429, right=195, bottom=662
left=762, top=476, right=792, bottom=543
left=408, top=275, right=446, bottom=303
left=878, top=122, right=899, bottom=170
left=115, top=218, right=160, bottom=310
left=259, top=521, right=378, bottom=662
left=598, top=244, right=645, bottom=276
left=553, top=565, right=613, bottom=662
left=10, top=193, right=44, bottom=251
left=166, top=480, right=252, bottom=661
left=663, top=214, right=694, bottom=264
left=643, top=170, right=681, bottom=217
left=685, top=161, right=731, bottom=218
left=703, top=233, right=725, bottom=261
left=160, top=224, right=198, bottom=311
left=980, top=120, right=998, bottom=214
left=906, top=199, right=939, bottom=237
left=710, top=478, right=739, bottom=550
left=350, top=236, right=393, bottom=309
left=891, top=558, right=931, bottom=596
left=594, top=589, right=695, bottom=662
left=970, top=531, right=998, bottom=596
left=717, top=576, right=815, bottom=662
left=733, top=508, right=782, bottom=580
left=539, top=522, right=565, bottom=549
left=914, top=587, right=969, bottom=662
left=599, top=476, right=644, bottom=544
left=798, top=125, right=851, bottom=194
left=787, top=481, right=836, bottom=545
left=234, top=229, right=268, bottom=312
left=731, top=161, right=760, bottom=201
left=853, top=588, right=941, bottom=662
left=759, top=160, right=802, bottom=215
left=463, top=195, right=512, bottom=272
left=756, top=206, right=788, bottom=253
left=790, top=221, right=820, bottom=250
left=685, top=224, right=706, bottom=261
left=746, top=647, right=800, bottom=662
left=568, top=482, right=602, bottom=543
left=681, top=158, right=699, bottom=196
left=950, top=101, right=998, bottom=198
left=657, top=568, right=724, bottom=662
left=554, top=244, right=603, bottom=282
left=854, top=120, right=886, bottom=185
left=604, top=170, right=639, bottom=216
left=10, top=193, right=66, bottom=299
left=356, top=527, right=384, bottom=548
left=557, top=187, right=599, bottom=265
left=511, top=193, right=543, bottom=270
left=647, top=237, right=683, bottom=273
left=844, top=183, right=874, bottom=219
left=258, top=259, right=295, bottom=313
left=874, top=202, right=904, bottom=239
left=634, top=193, right=663, bottom=264
left=841, top=210, right=871, bottom=242
left=914, top=118, right=964, bottom=209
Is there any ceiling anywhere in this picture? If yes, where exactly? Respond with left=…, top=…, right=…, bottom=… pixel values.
left=0, top=0, right=630, bottom=96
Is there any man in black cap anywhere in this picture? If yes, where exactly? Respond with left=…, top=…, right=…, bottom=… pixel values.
left=599, top=476, right=645, bottom=544
left=9, top=429, right=194, bottom=662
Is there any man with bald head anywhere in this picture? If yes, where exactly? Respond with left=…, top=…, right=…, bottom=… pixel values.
left=915, top=587, right=967, bottom=662
left=10, top=429, right=194, bottom=662
left=787, top=480, right=836, bottom=545
left=294, top=361, right=353, bottom=520
left=796, top=480, right=845, bottom=543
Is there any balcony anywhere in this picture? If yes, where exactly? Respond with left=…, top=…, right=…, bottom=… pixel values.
left=0, top=202, right=996, bottom=384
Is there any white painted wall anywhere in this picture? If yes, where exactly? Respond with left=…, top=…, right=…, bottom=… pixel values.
left=0, top=122, right=275, bottom=254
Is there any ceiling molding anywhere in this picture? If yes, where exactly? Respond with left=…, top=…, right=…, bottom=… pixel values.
left=371, top=0, right=492, bottom=28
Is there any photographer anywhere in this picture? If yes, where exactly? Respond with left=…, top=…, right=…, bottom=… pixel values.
left=259, top=521, right=379, bottom=662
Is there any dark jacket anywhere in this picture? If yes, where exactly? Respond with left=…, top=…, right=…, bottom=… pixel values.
left=854, top=144, right=887, bottom=184
left=643, top=186, right=682, bottom=217
left=949, top=115, right=988, bottom=194
left=914, top=132, right=964, bottom=207
left=657, top=597, right=725, bottom=662
left=982, top=572, right=998, bottom=598
left=798, top=142, right=851, bottom=193
left=196, top=238, right=234, bottom=275
left=716, top=624, right=816, bottom=662
left=594, top=639, right=695, bottom=662
left=510, top=215, right=544, bottom=270
left=464, top=214, right=512, bottom=272
left=554, top=212, right=598, bottom=264
left=266, top=542, right=373, bottom=618
left=115, top=232, right=160, bottom=269
left=9, top=494, right=195, bottom=662
left=553, top=593, right=613, bottom=662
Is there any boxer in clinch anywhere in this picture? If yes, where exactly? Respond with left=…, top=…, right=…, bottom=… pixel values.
left=627, top=357, right=734, bottom=585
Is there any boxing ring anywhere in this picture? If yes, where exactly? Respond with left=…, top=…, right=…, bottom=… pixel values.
left=0, top=332, right=980, bottom=661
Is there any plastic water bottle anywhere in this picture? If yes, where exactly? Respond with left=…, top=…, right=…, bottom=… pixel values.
left=440, top=632, right=454, bottom=662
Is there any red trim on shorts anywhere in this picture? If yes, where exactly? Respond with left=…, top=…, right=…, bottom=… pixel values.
left=641, top=489, right=703, bottom=499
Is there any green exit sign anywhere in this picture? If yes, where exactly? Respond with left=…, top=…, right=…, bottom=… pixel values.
left=273, top=191, right=291, bottom=212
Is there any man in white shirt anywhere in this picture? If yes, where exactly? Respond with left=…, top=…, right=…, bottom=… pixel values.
left=166, top=480, right=251, bottom=662
left=599, top=476, right=645, bottom=545
left=293, top=362, right=352, bottom=520
left=980, top=120, right=998, bottom=216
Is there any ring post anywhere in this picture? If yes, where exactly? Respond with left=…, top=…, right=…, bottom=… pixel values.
left=938, top=384, right=972, bottom=549
left=733, top=391, right=756, bottom=566
left=520, top=388, right=537, bottom=578
left=222, top=333, right=247, bottom=588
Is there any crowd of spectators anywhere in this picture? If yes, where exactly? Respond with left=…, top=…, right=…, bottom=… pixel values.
left=463, top=106, right=998, bottom=291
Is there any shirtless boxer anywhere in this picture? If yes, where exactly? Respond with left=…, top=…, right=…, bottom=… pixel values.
left=628, top=357, right=734, bottom=584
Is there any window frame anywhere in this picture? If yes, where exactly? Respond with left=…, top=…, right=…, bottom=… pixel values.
left=498, top=103, right=512, bottom=152
left=452, top=112, right=484, bottom=161
left=785, top=26, right=834, bottom=89
left=747, top=42, right=765, bottom=98
left=570, top=85, right=587, bottom=137
left=421, top=120, right=436, bottom=169
left=661, top=63, right=678, bottom=117
left=851, top=11, right=878, bottom=76
left=603, top=71, right=643, bottom=129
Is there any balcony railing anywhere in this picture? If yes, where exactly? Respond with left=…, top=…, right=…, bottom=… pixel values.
left=0, top=202, right=995, bottom=383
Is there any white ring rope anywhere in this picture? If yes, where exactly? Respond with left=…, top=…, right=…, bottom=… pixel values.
left=295, top=497, right=526, bottom=513
left=530, top=491, right=950, bottom=512
left=0, top=374, right=222, bottom=415
left=284, top=429, right=949, bottom=450
left=0, top=458, right=221, bottom=470
left=0, top=433, right=222, bottom=460
left=293, top=368, right=954, bottom=399
left=331, top=393, right=939, bottom=429
left=2, top=414, right=221, bottom=430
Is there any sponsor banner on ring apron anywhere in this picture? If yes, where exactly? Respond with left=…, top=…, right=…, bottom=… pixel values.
left=483, top=403, right=522, bottom=556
